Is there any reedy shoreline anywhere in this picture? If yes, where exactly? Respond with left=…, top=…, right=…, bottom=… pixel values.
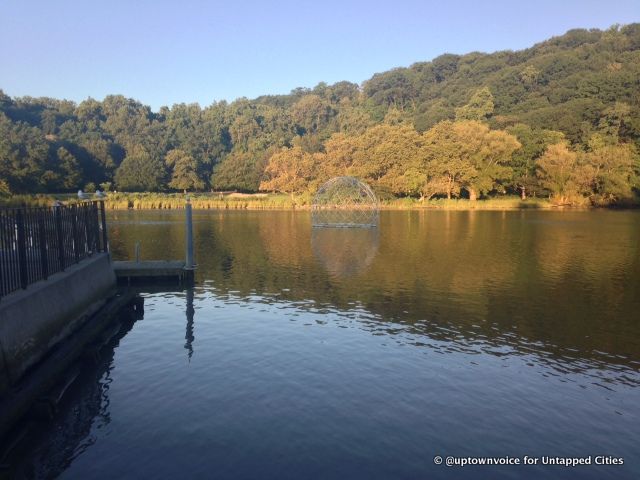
left=0, top=192, right=613, bottom=210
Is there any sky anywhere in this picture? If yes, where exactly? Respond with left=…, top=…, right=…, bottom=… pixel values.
left=0, top=0, right=638, bottom=110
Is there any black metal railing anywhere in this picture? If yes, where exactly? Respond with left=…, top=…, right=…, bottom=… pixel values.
left=0, top=201, right=109, bottom=299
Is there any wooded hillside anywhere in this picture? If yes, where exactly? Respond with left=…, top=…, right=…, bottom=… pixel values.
left=1, top=24, right=639, bottom=204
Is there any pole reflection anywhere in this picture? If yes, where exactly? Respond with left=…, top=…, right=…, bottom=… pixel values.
left=184, top=287, right=195, bottom=361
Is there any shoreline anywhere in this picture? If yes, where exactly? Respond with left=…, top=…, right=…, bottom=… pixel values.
left=3, top=193, right=638, bottom=211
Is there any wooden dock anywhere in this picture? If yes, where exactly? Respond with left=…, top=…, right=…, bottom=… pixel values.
left=113, top=261, right=194, bottom=285
left=113, top=198, right=196, bottom=286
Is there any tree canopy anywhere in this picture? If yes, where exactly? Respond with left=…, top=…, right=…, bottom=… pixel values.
left=1, top=24, right=639, bottom=204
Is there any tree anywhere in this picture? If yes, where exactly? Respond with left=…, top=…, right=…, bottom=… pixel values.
left=455, top=87, right=494, bottom=122
left=56, top=146, right=82, bottom=190
left=114, top=145, right=166, bottom=191
left=519, top=65, right=541, bottom=87
left=585, top=143, right=639, bottom=204
left=2, top=24, right=640, bottom=199
left=165, top=149, right=205, bottom=191
left=0, top=113, right=51, bottom=192
left=507, top=124, right=565, bottom=199
left=291, top=94, right=334, bottom=135
left=0, top=178, right=10, bottom=197
left=598, top=102, right=631, bottom=142
left=336, top=99, right=373, bottom=135
left=420, top=121, right=519, bottom=200
left=323, top=124, right=424, bottom=196
left=211, top=149, right=272, bottom=192
left=420, top=123, right=471, bottom=200
left=80, top=137, right=118, bottom=182
left=536, top=142, right=588, bottom=203
left=260, top=146, right=319, bottom=194
left=228, top=106, right=261, bottom=151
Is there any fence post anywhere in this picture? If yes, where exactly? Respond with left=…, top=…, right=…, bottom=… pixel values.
left=92, top=202, right=99, bottom=253
left=2, top=203, right=107, bottom=296
left=71, top=204, right=80, bottom=263
left=55, top=204, right=65, bottom=271
left=80, top=204, right=87, bottom=256
left=83, top=203, right=92, bottom=256
left=16, top=210, right=28, bottom=289
left=99, top=200, right=108, bottom=254
left=38, top=212, right=49, bottom=279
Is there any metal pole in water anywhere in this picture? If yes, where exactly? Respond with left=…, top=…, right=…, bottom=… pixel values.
left=185, top=197, right=194, bottom=270
left=134, top=241, right=140, bottom=263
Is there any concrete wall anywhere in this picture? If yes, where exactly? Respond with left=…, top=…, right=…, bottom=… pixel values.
left=0, top=253, right=116, bottom=392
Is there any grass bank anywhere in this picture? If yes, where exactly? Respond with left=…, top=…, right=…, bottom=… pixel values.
left=1, top=192, right=561, bottom=210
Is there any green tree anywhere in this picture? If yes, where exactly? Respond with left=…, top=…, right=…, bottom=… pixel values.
left=0, top=113, right=51, bottom=192
left=115, top=145, right=166, bottom=191
left=166, top=148, right=205, bottom=191
left=585, top=143, right=639, bottom=204
left=323, top=124, right=424, bottom=196
left=420, top=123, right=472, bottom=199
left=212, top=149, right=272, bottom=192
left=455, top=87, right=494, bottom=122
left=597, top=102, right=631, bottom=142
left=56, top=146, right=82, bottom=190
left=519, top=65, right=541, bottom=87
left=2, top=24, right=640, bottom=200
left=420, top=121, right=519, bottom=200
left=506, top=124, right=565, bottom=199
left=291, top=94, right=334, bottom=135
left=536, top=142, right=592, bottom=203
left=336, top=99, right=373, bottom=135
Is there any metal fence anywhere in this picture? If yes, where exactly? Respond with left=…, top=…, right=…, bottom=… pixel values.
left=0, top=201, right=109, bottom=299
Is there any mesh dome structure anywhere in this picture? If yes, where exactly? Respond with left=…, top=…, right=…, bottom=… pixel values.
left=311, top=177, right=379, bottom=228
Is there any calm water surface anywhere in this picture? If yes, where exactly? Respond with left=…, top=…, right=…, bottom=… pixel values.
left=11, top=210, right=640, bottom=479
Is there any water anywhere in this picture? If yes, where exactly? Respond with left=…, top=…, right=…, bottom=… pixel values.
left=8, top=210, right=640, bottom=479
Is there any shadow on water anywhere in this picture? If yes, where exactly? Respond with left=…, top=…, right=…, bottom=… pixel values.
left=2, top=285, right=205, bottom=479
left=1, top=299, right=143, bottom=479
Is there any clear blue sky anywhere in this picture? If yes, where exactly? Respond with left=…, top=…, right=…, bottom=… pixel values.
left=0, top=0, right=638, bottom=110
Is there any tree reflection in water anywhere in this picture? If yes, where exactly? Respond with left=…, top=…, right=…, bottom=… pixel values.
left=105, top=210, right=640, bottom=382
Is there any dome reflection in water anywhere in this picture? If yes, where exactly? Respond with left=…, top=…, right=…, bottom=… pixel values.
left=311, top=227, right=379, bottom=278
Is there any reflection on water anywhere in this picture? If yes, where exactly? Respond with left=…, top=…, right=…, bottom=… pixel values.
left=108, top=210, right=640, bottom=381
left=184, top=287, right=195, bottom=360
left=311, top=227, right=379, bottom=278
left=4, top=313, right=138, bottom=479
left=5, top=210, right=640, bottom=479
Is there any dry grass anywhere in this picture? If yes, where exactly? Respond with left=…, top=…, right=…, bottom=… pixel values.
left=1, top=192, right=598, bottom=211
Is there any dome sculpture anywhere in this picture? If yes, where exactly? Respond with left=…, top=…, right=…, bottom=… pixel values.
left=311, top=177, right=379, bottom=228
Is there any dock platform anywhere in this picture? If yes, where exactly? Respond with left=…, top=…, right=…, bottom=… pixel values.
left=113, top=261, right=193, bottom=285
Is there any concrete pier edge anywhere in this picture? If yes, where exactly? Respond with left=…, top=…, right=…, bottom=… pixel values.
left=0, top=252, right=129, bottom=442
left=0, top=288, right=137, bottom=442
